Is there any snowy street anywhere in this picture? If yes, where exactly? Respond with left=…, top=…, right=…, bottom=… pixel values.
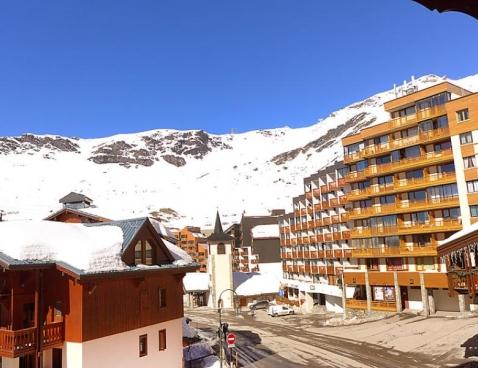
left=186, top=308, right=478, bottom=368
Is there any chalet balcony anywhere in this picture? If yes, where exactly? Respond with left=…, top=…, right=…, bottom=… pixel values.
left=0, top=322, right=64, bottom=359
left=447, top=269, right=478, bottom=294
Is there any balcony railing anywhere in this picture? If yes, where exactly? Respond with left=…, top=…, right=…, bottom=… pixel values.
left=349, top=196, right=460, bottom=220
left=345, top=299, right=367, bottom=309
left=348, top=172, right=457, bottom=201
left=350, top=245, right=437, bottom=258
left=346, top=149, right=453, bottom=182
left=0, top=322, right=64, bottom=358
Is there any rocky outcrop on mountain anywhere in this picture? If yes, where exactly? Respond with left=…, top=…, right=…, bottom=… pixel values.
left=270, top=112, right=376, bottom=165
left=0, top=134, right=80, bottom=155
left=143, top=130, right=232, bottom=160
left=162, top=154, right=186, bottom=167
left=89, top=141, right=155, bottom=167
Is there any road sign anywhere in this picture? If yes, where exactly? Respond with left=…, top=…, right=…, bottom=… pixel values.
left=226, top=332, right=236, bottom=348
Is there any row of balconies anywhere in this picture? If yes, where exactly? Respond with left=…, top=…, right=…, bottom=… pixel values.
left=304, top=178, right=346, bottom=197
left=348, top=196, right=460, bottom=220
left=344, top=127, right=450, bottom=164
left=281, top=215, right=349, bottom=233
left=348, top=172, right=457, bottom=201
left=281, top=231, right=351, bottom=246
left=282, top=248, right=353, bottom=260
left=282, top=264, right=337, bottom=275
left=293, top=196, right=348, bottom=216
left=346, top=149, right=453, bottom=182
left=350, top=218, right=462, bottom=239
left=350, top=245, right=438, bottom=258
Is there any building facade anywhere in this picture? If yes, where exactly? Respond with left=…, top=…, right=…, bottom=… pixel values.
left=279, top=162, right=353, bottom=313
left=341, top=81, right=477, bottom=314
left=176, top=227, right=208, bottom=272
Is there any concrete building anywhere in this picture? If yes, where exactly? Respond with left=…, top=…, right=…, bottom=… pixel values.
left=341, top=81, right=477, bottom=314
left=176, top=226, right=208, bottom=272
left=279, top=162, right=353, bottom=313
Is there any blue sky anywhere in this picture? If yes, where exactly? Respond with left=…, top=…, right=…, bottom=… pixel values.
left=0, top=1, right=477, bottom=138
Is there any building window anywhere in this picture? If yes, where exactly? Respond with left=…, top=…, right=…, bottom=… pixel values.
left=159, top=329, right=167, bottom=351
left=217, top=243, right=226, bottom=255
left=464, top=156, right=477, bottom=169
left=134, top=240, right=154, bottom=266
left=139, top=334, right=148, bottom=357
left=460, top=132, right=473, bottom=145
left=158, top=288, right=167, bottom=308
left=457, top=108, right=470, bottom=122
left=471, top=206, right=478, bottom=217
left=467, top=180, right=478, bottom=193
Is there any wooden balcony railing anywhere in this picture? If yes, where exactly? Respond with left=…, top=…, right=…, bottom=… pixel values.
left=346, top=149, right=453, bottom=182
left=350, top=245, right=437, bottom=258
left=348, top=172, right=457, bottom=201
left=371, top=301, right=397, bottom=312
left=0, top=322, right=64, bottom=358
left=345, top=299, right=368, bottom=309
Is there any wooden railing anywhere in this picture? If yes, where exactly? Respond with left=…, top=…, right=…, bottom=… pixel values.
left=0, top=322, right=63, bottom=358
left=345, top=299, right=367, bottom=309
left=350, top=245, right=437, bottom=258
left=351, top=219, right=461, bottom=237
left=371, top=301, right=397, bottom=312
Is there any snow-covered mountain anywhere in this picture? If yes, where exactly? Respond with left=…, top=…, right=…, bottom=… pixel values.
left=1, top=74, right=477, bottom=228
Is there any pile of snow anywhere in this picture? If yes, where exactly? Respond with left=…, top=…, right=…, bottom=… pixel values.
left=233, top=271, right=281, bottom=296
left=182, top=317, right=198, bottom=338
left=183, top=342, right=215, bottom=362
left=0, top=220, right=126, bottom=273
left=251, top=224, right=280, bottom=239
left=150, top=217, right=176, bottom=239
left=183, top=272, right=210, bottom=292
left=201, top=356, right=220, bottom=368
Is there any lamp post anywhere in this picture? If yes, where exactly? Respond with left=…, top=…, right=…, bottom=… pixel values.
left=217, top=288, right=238, bottom=368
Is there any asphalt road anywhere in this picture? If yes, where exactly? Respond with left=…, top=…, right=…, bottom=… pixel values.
left=186, top=308, right=474, bottom=368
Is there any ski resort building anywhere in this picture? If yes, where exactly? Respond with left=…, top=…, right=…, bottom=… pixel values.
left=176, top=227, right=208, bottom=272
left=279, top=162, right=353, bottom=313
left=341, top=81, right=478, bottom=314
left=0, top=218, right=197, bottom=368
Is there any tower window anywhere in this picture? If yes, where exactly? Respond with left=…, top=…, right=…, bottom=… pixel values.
left=217, top=243, right=226, bottom=255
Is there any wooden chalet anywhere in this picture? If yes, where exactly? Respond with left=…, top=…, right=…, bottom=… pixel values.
left=438, top=222, right=478, bottom=299
left=0, top=217, right=197, bottom=368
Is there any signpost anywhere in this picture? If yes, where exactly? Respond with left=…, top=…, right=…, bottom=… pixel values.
left=226, top=332, right=236, bottom=348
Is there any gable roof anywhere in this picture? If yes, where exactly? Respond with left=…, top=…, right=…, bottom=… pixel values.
left=44, top=207, right=110, bottom=222
left=59, top=192, right=92, bottom=204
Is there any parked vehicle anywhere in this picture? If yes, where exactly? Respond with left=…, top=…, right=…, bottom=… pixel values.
left=267, top=305, right=294, bottom=317
left=248, top=300, right=270, bottom=310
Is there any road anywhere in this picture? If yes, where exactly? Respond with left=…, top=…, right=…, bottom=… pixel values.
left=186, top=308, right=478, bottom=368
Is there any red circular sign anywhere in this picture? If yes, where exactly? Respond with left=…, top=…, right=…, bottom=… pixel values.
left=227, top=333, right=236, bottom=345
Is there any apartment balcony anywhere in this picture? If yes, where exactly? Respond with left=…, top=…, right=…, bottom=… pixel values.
left=348, top=172, right=457, bottom=201
left=0, top=322, right=64, bottom=358
left=344, top=127, right=450, bottom=164
left=350, top=245, right=437, bottom=258
left=348, top=196, right=460, bottom=220
left=326, top=266, right=335, bottom=274
left=311, top=265, right=319, bottom=273
left=309, top=250, right=319, bottom=258
left=351, top=219, right=461, bottom=238
left=319, top=266, right=327, bottom=274
left=343, top=249, right=353, bottom=258
left=346, top=149, right=453, bottom=182
left=325, top=250, right=334, bottom=258
left=318, top=250, right=325, bottom=258
left=299, top=265, right=306, bottom=273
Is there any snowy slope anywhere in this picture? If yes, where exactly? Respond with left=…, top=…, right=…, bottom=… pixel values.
left=1, top=74, right=477, bottom=228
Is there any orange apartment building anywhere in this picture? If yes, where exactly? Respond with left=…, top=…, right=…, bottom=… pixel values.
left=279, top=162, right=353, bottom=313
left=341, top=81, right=478, bottom=314
left=176, top=227, right=208, bottom=272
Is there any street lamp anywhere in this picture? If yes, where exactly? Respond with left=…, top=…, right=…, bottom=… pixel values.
left=217, top=288, right=238, bottom=368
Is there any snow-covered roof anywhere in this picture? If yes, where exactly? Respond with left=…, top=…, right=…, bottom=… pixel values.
left=233, top=272, right=281, bottom=296
left=182, top=317, right=198, bottom=338
left=162, top=238, right=193, bottom=263
left=0, top=220, right=126, bottom=273
left=440, top=221, right=478, bottom=247
left=183, top=272, right=210, bottom=292
left=150, top=217, right=176, bottom=239
left=251, top=224, right=280, bottom=239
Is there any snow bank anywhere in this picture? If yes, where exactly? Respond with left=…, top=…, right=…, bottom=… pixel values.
left=233, top=271, right=281, bottom=296
left=251, top=224, right=280, bottom=238
left=182, top=317, right=198, bottom=338
left=183, top=342, right=214, bottom=361
left=0, top=220, right=126, bottom=273
left=183, top=272, right=210, bottom=292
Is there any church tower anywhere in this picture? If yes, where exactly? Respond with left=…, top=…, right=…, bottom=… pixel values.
left=207, top=211, right=235, bottom=309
